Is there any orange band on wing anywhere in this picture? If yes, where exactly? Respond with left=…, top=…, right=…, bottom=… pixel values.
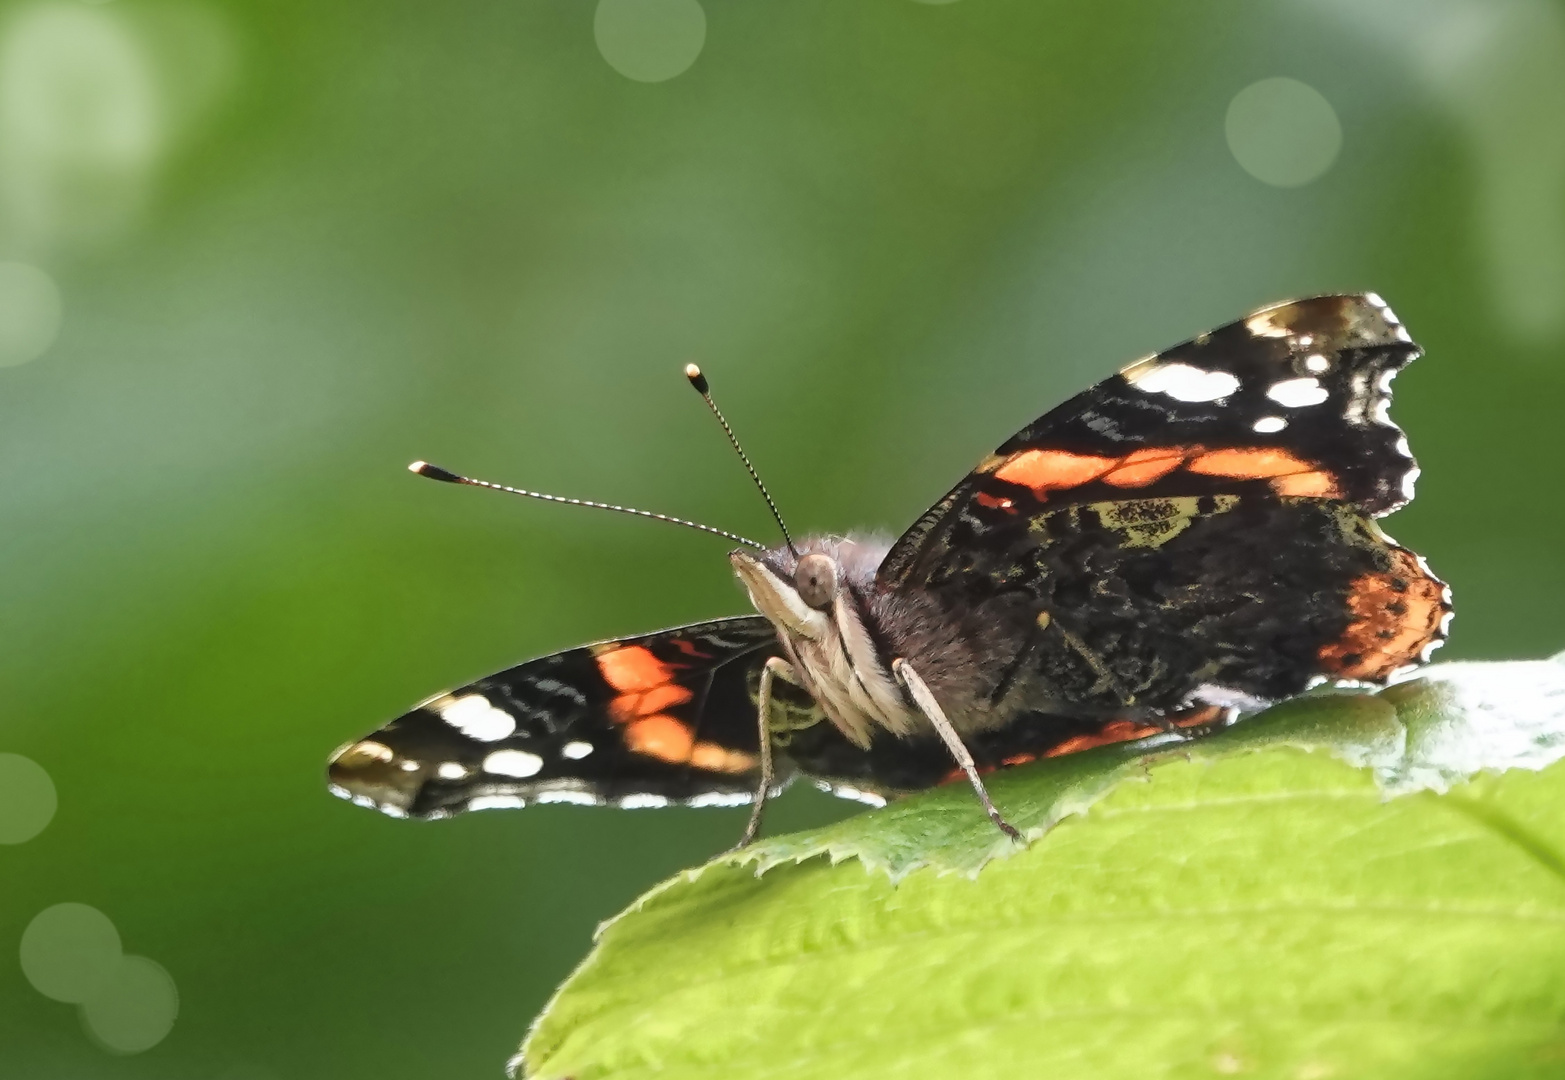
left=690, top=742, right=757, bottom=774
left=608, top=683, right=694, bottom=724
left=598, top=644, right=694, bottom=730
left=624, top=715, right=695, bottom=763
left=597, top=645, right=674, bottom=692
left=1102, top=446, right=1188, bottom=487
left=975, top=491, right=1017, bottom=512
left=993, top=450, right=1118, bottom=495
left=1271, top=471, right=1339, bottom=497
left=1043, top=719, right=1161, bottom=758
left=1318, top=549, right=1447, bottom=681
left=1187, top=447, right=1314, bottom=479
left=986, top=443, right=1340, bottom=504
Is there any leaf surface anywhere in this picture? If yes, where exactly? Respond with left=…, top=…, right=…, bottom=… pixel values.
left=521, top=657, right=1565, bottom=1080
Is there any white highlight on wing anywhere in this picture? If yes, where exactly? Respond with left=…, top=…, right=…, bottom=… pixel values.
left=561, top=741, right=594, bottom=760
left=438, top=694, right=516, bottom=742
left=618, top=793, right=670, bottom=809
left=436, top=762, right=469, bottom=780
left=483, top=749, right=544, bottom=778
left=468, top=795, right=527, bottom=811
left=1252, top=416, right=1288, bottom=433
left=1122, top=361, right=1241, bottom=402
left=1304, top=353, right=1331, bottom=373
left=1266, top=376, right=1330, bottom=407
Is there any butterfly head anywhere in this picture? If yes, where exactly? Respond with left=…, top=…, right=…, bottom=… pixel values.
left=729, top=537, right=908, bottom=748
left=729, top=538, right=883, bottom=639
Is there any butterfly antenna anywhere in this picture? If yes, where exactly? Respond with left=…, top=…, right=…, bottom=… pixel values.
left=407, top=461, right=767, bottom=549
left=684, top=364, right=797, bottom=556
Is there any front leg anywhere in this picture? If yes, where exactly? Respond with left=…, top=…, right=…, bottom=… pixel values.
left=733, top=655, right=799, bottom=850
left=893, top=658, right=1022, bottom=843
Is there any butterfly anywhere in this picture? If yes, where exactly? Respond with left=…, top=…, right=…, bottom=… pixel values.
left=328, top=293, right=1451, bottom=844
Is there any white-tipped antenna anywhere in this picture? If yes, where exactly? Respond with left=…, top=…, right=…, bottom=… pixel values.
left=684, top=364, right=796, bottom=556
left=407, top=461, right=767, bottom=549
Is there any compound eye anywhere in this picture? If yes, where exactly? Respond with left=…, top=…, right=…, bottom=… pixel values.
left=793, top=553, right=838, bottom=610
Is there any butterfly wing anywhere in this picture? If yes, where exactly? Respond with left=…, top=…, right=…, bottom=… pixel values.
left=873, top=294, right=1449, bottom=722
left=327, top=616, right=785, bottom=819
left=880, top=293, right=1421, bottom=586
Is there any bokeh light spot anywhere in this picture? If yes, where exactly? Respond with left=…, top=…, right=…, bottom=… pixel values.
left=594, top=0, right=706, bottom=84
left=0, top=5, right=164, bottom=254
left=20, top=903, right=122, bottom=1003
left=0, top=262, right=62, bottom=366
left=80, top=955, right=178, bottom=1054
left=1225, top=77, right=1342, bottom=188
left=0, top=752, right=57, bottom=842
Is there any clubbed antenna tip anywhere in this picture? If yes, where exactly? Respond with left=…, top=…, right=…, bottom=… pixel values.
left=409, top=461, right=463, bottom=483
left=683, top=363, right=795, bottom=555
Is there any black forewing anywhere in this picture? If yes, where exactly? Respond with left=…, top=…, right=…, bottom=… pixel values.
left=327, top=616, right=782, bottom=819
left=879, top=294, right=1421, bottom=587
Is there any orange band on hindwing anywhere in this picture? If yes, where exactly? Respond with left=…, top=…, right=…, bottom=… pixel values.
left=1318, top=548, right=1448, bottom=681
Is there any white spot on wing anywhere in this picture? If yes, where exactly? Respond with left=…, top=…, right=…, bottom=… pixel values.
left=327, top=784, right=351, bottom=800
left=436, top=762, right=469, bottom=780
left=618, top=793, right=671, bottom=809
left=483, top=749, right=544, bottom=778
left=810, top=780, right=888, bottom=807
left=1304, top=353, right=1330, bottom=373
left=1252, top=416, right=1287, bottom=434
left=1245, top=312, right=1293, bottom=339
left=686, top=791, right=754, bottom=808
left=1266, top=376, right=1329, bottom=407
left=1400, top=462, right=1421, bottom=502
left=1123, top=361, right=1241, bottom=402
left=438, top=694, right=516, bottom=742
left=561, top=740, right=594, bottom=760
left=398, top=760, right=419, bottom=772
left=468, top=795, right=527, bottom=811
left=536, top=789, right=600, bottom=806
left=381, top=805, right=409, bottom=819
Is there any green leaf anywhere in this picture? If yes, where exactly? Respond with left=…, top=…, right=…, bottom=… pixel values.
left=520, top=656, right=1565, bottom=1080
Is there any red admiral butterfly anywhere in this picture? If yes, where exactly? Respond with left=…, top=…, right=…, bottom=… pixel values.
left=328, top=293, right=1451, bottom=843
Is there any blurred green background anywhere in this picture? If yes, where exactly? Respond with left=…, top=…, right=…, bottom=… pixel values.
left=2, top=0, right=1564, bottom=1075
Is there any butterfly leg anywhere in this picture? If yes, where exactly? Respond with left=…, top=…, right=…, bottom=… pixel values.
left=734, top=655, right=797, bottom=849
left=892, top=658, right=1022, bottom=843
